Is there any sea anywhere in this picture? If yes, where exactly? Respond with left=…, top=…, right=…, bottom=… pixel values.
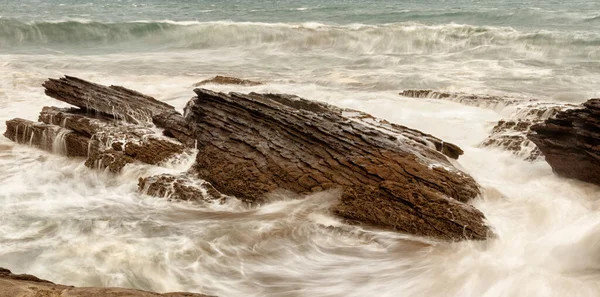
left=1, top=1, right=600, bottom=296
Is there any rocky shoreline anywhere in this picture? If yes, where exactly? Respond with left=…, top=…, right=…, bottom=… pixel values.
left=4, top=76, right=490, bottom=240
left=3, top=77, right=599, bottom=296
left=528, top=99, right=600, bottom=185
left=400, top=89, right=600, bottom=187
left=0, top=267, right=211, bottom=297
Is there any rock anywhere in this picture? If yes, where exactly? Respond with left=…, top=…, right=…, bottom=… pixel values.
left=400, top=89, right=574, bottom=161
left=0, top=267, right=213, bottom=297
left=38, top=106, right=188, bottom=173
left=139, top=174, right=225, bottom=202
left=43, top=76, right=179, bottom=125
left=6, top=76, right=491, bottom=240
left=175, top=88, right=489, bottom=240
left=3, top=118, right=89, bottom=157
left=0, top=267, right=53, bottom=284
left=193, top=76, right=263, bottom=87
left=481, top=120, right=543, bottom=161
left=5, top=93, right=188, bottom=173
left=528, top=99, right=600, bottom=185
left=263, top=93, right=465, bottom=159
left=477, top=103, right=573, bottom=160
left=39, top=106, right=113, bottom=137
left=399, top=89, right=536, bottom=109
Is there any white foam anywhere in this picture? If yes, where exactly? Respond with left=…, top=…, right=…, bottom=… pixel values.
left=1, top=23, right=600, bottom=297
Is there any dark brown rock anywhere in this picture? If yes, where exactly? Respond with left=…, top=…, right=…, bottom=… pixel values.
left=139, top=174, right=225, bottom=202
left=400, top=89, right=575, bottom=161
left=194, top=76, right=263, bottom=87
left=0, top=267, right=213, bottom=297
left=175, top=88, right=489, bottom=240
left=39, top=106, right=114, bottom=137
left=3, top=118, right=89, bottom=157
left=43, top=76, right=179, bottom=124
left=0, top=267, right=53, bottom=284
left=262, top=93, right=464, bottom=159
left=37, top=106, right=188, bottom=172
left=528, top=99, right=600, bottom=185
left=7, top=76, right=491, bottom=240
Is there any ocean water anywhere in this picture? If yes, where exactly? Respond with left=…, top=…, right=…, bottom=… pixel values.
left=1, top=1, right=600, bottom=296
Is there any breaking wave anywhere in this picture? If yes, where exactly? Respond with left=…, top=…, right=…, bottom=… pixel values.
left=2, top=19, right=600, bottom=58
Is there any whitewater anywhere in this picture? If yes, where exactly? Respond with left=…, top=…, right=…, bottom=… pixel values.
left=1, top=0, right=600, bottom=296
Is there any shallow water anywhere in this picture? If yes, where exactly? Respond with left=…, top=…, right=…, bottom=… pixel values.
left=2, top=1, right=600, bottom=296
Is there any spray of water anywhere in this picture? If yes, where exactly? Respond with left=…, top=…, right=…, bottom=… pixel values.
left=1, top=19, right=600, bottom=296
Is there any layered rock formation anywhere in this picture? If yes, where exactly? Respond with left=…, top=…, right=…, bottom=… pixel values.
left=399, top=89, right=535, bottom=109
left=3, top=76, right=491, bottom=240
left=3, top=81, right=190, bottom=172
left=193, top=75, right=263, bottom=87
left=0, top=267, right=211, bottom=297
left=400, top=89, right=573, bottom=160
left=528, top=99, right=600, bottom=185
left=175, top=89, right=488, bottom=240
left=139, top=174, right=226, bottom=202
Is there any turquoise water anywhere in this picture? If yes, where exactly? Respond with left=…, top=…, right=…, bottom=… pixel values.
left=1, top=1, right=599, bottom=100
left=2, top=0, right=600, bottom=30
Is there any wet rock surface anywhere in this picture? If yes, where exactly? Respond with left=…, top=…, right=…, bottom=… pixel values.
left=0, top=267, right=212, bottom=297
left=3, top=76, right=491, bottom=240
left=399, top=89, right=535, bottom=108
left=4, top=118, right=89, bottom=157
left=528, top=98, right=600, bottom=185
left=194, top=75, right=263, bottom=87
left=401, top=89, right=574, bottom=161
left=139, top=174, right=225, bottom=202
left=176, top=88, right=489, bottom=240
left=6, top=83, right=190, bottom=172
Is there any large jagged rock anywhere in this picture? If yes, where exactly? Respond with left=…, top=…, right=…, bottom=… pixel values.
left=162, top=88, right=489, bottom=240
left=0, top=267, right=212, bottom=297
left=400, top=89, right=573, bottom=161
left=5, top=77, right=491, bottom=240
left=528, top=99, right=600, bottom=185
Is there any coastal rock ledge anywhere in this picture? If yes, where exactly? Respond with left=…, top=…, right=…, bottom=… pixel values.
left=0, top=267, right=211, bottom=297
left=528, top=98, right=600, bottom=186
left=3, top=76, right=491, bottom=241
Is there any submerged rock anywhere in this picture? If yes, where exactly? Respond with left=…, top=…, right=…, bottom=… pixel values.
left=399, top=89, right=535, bottom=109
left=3, top=118, right=89, bottom=157
left=139, top=174, right=225, bottom=202
left=194, top=75, right=263, bottom=87
left=528, top=98, right=600, bottom=185
left=0, top=267, right=212, bottom=297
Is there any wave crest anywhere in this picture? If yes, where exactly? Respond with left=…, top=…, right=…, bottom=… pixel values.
left=2, top=19, right=599, bottom=58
